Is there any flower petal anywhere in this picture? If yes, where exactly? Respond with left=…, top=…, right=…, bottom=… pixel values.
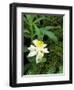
left=36, top=52, right=44, bottom=63
left=42, top=48, right=49, bottom=53
left=32, top=39, right=38, bottom=46
left=28, top=45, right=36, bottom=51
left=27, top=51, right=37, bottom=57
left=43, top=44, right=47, bottom=47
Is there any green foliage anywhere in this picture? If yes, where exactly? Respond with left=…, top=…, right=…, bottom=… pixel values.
left=23, top=15, right=58, bottom=41
left=23, top=14, right=63, bottom=75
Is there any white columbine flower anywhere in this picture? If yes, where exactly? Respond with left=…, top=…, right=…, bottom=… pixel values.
left=27, top=39, right=49, bottom=63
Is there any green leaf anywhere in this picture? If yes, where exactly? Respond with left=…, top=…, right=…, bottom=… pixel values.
left=42, top=58, right=46, bottom=62
left=34, top=24, right=43, bottom=40
left=37, top=58, right=46, bottom=63
left=59, top=65, right=63, bottom=73
left=23, top=29, right=30, bottom=34
left=41, top=29, right=58, bottom=42
left=24, top=64, right=31, bottom=74
left=28, top=57, right=36, bottom=63
left=23, top=29, right=31, bottom=38
left=26, top=15, right=33, bottom=23
left=33, top=17, right=46, bottom=24
left=24, top=33, right=31, bottom=38
left=26, top=64, right=40, bottom=75
left=23, top=16, right=28, bottom=25
left=47, top=65, right=56, bottom=74
left=40, top=26, right=56, bottom=31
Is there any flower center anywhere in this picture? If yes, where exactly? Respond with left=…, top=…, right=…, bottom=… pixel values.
left=35, top=40, right=44, bottom=48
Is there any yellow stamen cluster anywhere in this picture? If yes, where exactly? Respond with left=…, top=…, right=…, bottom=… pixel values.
left=35, top=40, right=44, bottom=48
